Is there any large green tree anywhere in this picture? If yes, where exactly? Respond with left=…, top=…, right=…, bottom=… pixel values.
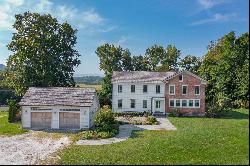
left=6, top=12, right=80, bottom=96
left=199, top=31, right=249, bottom=108
left=179, top=55, right=202, bottom=75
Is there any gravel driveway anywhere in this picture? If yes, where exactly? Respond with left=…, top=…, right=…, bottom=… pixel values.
left=0, top=132, right=70, bottom=165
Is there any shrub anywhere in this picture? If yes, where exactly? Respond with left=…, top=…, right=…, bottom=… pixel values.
left=113, top=111, right=151, bottom=117
left=168, top=108, right=183, bottom=117
left=146, top=116, right=158, bottom=125
left=205, top=99, right=232, bottom=118
left=94, top=106, right=115, bottom=131
left=7, top=99, right=21, bottom=123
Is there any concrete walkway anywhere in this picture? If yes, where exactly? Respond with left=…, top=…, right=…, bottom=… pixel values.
left=76, top=118, right=176, bottom=146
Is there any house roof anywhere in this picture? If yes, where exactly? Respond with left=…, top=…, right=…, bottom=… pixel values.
left=112, top=71, right=176, bottom=83
left=112, top=70, right=207, bottom=84
left=19, top=87, right=96, bottom=107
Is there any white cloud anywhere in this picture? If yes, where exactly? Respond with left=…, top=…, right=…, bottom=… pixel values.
left=6, top=0, right=24, bottom=6
left=197, top=0, right=227, bottom=9
left=116, top=36, right=130, bottom=46
left=189, top=13, right=240, bottom=26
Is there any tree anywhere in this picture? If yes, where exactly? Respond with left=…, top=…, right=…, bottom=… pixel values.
left=131, top=55, right=150, bottom=71
left=179, top=55, right=202, bottom=75
left=145, top=45, right=165, bottom=71
left=199, top=31, right=249, bottom=109
left=6, top=12, right=80, bottom=96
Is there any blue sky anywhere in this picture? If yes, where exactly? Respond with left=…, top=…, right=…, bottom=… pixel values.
left=0, top=0, right=249, bottom=75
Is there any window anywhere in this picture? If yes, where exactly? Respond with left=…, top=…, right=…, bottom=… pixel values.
left=60, top=109, right=80, bottom=111
left=131, top=99, right=135, bottom=108
left=118, top=99, right=122, bottom=108
left=143, top=85, right=148, bottom=93
left=179, top=75, right=183, bottom=81
left=195, top=100, right=200, bottom=107
left=156, top=85, right=161, bottom=93
left=131, top=85, right=135, bottom=93
left=176, top=100, right=180, bottom=107
left=189, top=100, right=194, bottom=107
left=195, top=85, right=200, bottom=95
left=118, top=85, right=122, bottom=93
left=143, top=100, right=147, bottom=108
left=182, top=85, right=188, bottom=95
left=182, top=100, right=187, bottom=107
left=156, top=101, right=161, bottom=108
left=170, top=100, right=175, bottom=107
left=169, top=85, right=175, bottom=95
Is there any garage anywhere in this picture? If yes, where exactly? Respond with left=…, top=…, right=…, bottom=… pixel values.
left=31, top=112, right=52, bottom=129
left=59, top=112, right=80, bottom=129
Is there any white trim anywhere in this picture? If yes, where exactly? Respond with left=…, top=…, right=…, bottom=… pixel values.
left=182, top=85, right=188, bottom=95
left=169, top=85, right=175, bottom=95
left=169, top=99, right=200, bottom=108
left=194, top=85, right=200, bottom=95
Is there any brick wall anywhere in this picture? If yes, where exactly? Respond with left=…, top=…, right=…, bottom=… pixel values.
left=165, top=73, right=205, bottom=116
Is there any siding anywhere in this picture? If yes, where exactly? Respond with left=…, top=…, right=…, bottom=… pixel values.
left=112, top=82, right=165, bottom=112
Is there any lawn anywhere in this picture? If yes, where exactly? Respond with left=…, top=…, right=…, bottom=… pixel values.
left=57, top=109, right=249, bottom=165
left=0, top=111, right=28, bottom=136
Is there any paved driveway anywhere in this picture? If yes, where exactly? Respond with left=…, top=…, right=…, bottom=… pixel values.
left=0, top=132, right=70, bottom=165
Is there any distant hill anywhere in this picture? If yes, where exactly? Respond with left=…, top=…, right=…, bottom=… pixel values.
left=74, top=75, right=103, bottom=85
left=0, top=64, right=5, bottom=71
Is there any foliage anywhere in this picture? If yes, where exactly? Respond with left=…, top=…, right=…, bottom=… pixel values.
left=168, top=108, right=183, bottom=117
left=199, top=31, right=249, bottom=109
left=6, top=12, right=81, bottom=96
left=7, top=99, right=21, bottom=123
left=57, top=109, right=249, bottom=165
left=179, top=55, right=202, bottom=75
left=0, top=112, right=28, bottom=135
left=145, top=116, right=158, bottom=125
left=94, top=106, right=116, bottom=131
left=113, top=111, right=151, bottom=117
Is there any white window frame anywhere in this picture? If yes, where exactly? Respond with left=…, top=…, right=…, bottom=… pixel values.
left=169, top=99, right=175, bottom=107
left=118, top=99, right=122, bottom=109
left=179, top=74, right=183, bottom=82
left=156, top=85, right=161, bottom=94
left=169, top=99, right=200, bottom=108
left=194, top=85, right=200, bottom=95
left=131, top=99, right=135, bottom=108
left=182, top=85, right=188, bottom=95
left=169, top=85, right=175, bottom=95
left=182, top=99, right=187, bottom=107
left=118, top=85, right=122, bottom=93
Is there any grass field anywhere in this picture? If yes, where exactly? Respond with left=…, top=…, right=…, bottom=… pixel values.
left=76, top=84, right=102, bottom=92
left=57, top=109, right=249, bottom=165
left=0, top=111, right=28, bottom=136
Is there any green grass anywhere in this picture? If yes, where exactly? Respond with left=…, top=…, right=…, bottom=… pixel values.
left=0, top=111, right=28, bottom=136
left=57, top=109, right=249, bottom=165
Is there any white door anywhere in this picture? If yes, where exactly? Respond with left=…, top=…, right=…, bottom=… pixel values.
left=153, top=100, right=165, bottom=113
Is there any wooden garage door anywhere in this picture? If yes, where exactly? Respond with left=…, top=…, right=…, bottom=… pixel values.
left=31, top=112, right=52, bottom=129
left=59, top=112, right=80, bottom=129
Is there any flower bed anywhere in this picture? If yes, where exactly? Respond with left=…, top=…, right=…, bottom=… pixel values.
left=115, top=115, right=158, bottom=125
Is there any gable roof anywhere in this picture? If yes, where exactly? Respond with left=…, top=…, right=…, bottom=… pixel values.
left=112, top=71, right=176, bottom=83
left=19, top=87, right=96, bottom=107
left=112, top=70, right=207, bottom=84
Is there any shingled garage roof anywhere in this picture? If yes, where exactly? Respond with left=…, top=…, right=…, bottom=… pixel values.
left=19, top=87, right=96, bottom=107
left=112, top=71, right=176, bottom=83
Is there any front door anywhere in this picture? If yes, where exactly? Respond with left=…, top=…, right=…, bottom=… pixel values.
left=153, top=99, right=165, bottom=113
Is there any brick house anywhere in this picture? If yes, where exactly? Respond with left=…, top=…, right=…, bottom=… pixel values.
left=112, top=70, right=206, bottom=116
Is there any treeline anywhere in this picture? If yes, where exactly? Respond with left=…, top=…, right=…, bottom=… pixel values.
left=96, top=31, right=249, bottom=115
left=74, top=76, right=103, bottom=85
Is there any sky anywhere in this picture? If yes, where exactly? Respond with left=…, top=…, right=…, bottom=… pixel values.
left=0, top=0, right=249, bottom=75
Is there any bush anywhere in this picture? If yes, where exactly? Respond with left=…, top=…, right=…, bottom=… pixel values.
left=94, top=106, right=115, bottom=131
left=113, top=111, right=151, bottom=117
left=7, top=99, right=21, bottom=123
left=146, top=116, right=158, bottom=125
left=168, top=108, right=183, bottom=117
left=205, top=99, right=232, bottom=118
